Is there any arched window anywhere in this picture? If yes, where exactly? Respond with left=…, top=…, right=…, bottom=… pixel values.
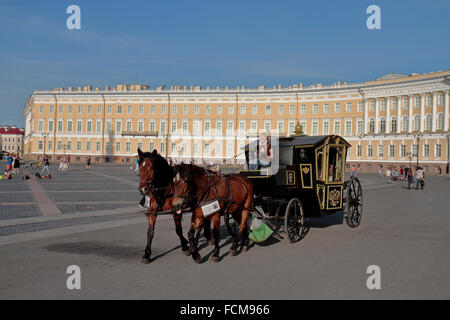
left=380, top=118, right=386, bottom=133
left=402, top=116, right=408, bottom=132
left=437, top=113, right=444, bottom=130
left=414, top=115, right=420, bottom=131
left=391, top=117, right=397, bottom=132
left=369, top=118, right=375, bottom=133
left=425, top=114, right=432, bottom=131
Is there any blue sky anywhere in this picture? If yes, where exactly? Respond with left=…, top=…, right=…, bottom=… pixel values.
left=0, top=0, right=449, bottom=125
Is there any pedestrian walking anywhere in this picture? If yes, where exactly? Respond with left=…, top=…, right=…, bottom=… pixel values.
left=41, top=155, right=50, bottom=175
left=13, top=154, right=21, bottom=175
left=407, top=169, right=414, bottom=189
left=135, top=156, right=139, bottom=175
left=85, top=156, right=91, bottom=170
left=416, top=167, right=425, bottom=190
left=351, top=164, right=356, bottom=177
left=67, top=155, right=71, bottom=170
left=5, top=153, right=13, bottom=173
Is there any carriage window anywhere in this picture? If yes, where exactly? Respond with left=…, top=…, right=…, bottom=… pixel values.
left=327, top=146, right=344, bottom=182
left=316, top=147, right=324, bottom=181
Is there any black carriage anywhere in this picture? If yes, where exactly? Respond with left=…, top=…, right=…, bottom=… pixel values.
left=238, top=127, right=363, bottom=243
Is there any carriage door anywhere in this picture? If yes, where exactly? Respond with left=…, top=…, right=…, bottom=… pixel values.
left=315, top=146, right=326, bottom=209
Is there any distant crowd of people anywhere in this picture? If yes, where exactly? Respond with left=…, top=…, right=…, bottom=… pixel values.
left=1, top=152, right=21, bottom=180
left=378, top=165, right=427, bottom=190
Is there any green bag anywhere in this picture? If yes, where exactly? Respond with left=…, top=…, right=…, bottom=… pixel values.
left=249, top=214, right=273, bottom=243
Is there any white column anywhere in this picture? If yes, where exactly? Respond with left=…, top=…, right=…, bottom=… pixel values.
left=432, top=92, right=437, bottom=132
left=445, top=90, right=449, bottom=131
left=386, top=97, right=391, bottom=134
left=397, top=96, right=401, bottom=133
left=364, top=100, right=368, bottom=134
left=420, top=94, right=425, bottom=132
left=408, top=95, right=413, bottom=133
left=375, top=98, right=379, bottom=134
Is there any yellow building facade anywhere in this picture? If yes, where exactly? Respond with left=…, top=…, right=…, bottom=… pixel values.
left=23, top=71, right=450, bottom=173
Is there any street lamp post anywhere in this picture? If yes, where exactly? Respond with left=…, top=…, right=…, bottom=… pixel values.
left=413, top=133, right=423, bottom=168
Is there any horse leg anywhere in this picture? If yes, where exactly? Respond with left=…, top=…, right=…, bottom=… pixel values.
left=203, top=219, right=214, bottom=245
left=210, top=214, right=221, bottom=263
left=241, top=209, right=251, bottom=252
left=173, top=213, right=189, bottom=255
left=229, top=211, right=241, bottom=256
left=141, top=215, right=157, bottom=264
left=188, top=214, right=203, bottom=264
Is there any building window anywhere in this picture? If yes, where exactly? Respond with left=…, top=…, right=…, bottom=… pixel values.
left=367, top=145, right=373, bottom=157
left=378, top=145, right=383, bottom=157
left=117, top=106, right=122, bottom=114
left=380, top=100, right=386, bottom=110
left=97, top=106, right=102, bottom=114
left=138, top=121, right=144, bottom=132
left=183, top=106, right=189, bottom=115
left=425, top=114, right=432, bottom=130
left=171, top=106, right=177, bottom=114
left=357, top=101, right=363, bottom=112
left=400, top=145, right=406, bottom=157
left=126, top=142, right=131, bottom=152
left=216, top=120, right=223, bottom=133
left=368, top=118, right=375, bottom=133
left=402, top=97, right=409, bottom=109
left=205, top=121, right=211, bottom=134
left=77, top=121, right=82, bottom=132
left=39, top=106, right=44, bottom=114
left=323, top=121, right=330, bottom=135
left=150, top=106, right=156, bottom=114
left=435, top=144, right=441, bottom=157
left=96, top=141, right=101, bottom=152
left=265, top=105, right=271, bottom=115
left=116, top=121, right=122, bottom=133
left=149, top=142, right=154, bottom=152
left=126, top=121, right=132, bottom=132
left=38, top=120, right=44, bottom=132
left=87, top=106, right=92, bottom=114
left=78, top=106, right=83, bottom=114
left=357, top=120, right=363, bottom=134
left=345, top=120, right=352, bottom=135
left=380, top=118, right=386, bottom=133
left=369, top=101, right=375, bottom=111
left=160, top=121, right=166, bottom=134
left=438, top=93, right=444, bottom=106
left=334, top=121, right=341, bottom=134
left=412, top=145, right=418, bottom=157
left=389, top=145, right=395, bottom=157
left=252, top=106, right=257, bottom=115
left=391, top=98, right=397, bottom=110
left=161, top=106, right=166, bottom=115
left=149, top=121, right=155, bottom=132
left=312, top=121, right=318, bottom=135
left=423, top=144, right=430, bottom=157
left=414, top=115, right=420, bottom=131
left=127, top=106, right=132, bottom=114
left=346, top=102, right=352, bottom=112
left=86, top=141, right=91, bottom=151
left=241, top=106, right=246, bottom=115
left=426, top=95, right=432, bottom=107
left=391, top=117, right=397, bottom=132
left=68, top=106, right=73, bottom=114
left=289, top=105, right=295, bottom=115
left=67, top=141, right=72, bottom=151
left=160, top=143, right=166, bottom=153
left=300, top=104, right=306, bottom=114
left=49, top=106, right=54, bottom=114
left=402, top=116, right=408, bottom=132
left=437, top=113, right=444, bottom=130
left=38, top=141, right=43, bottom=150
left=312, top=104, right=318, bottom=114
left=87, top=121, right=92, bottom=133
left=323, top=104, right=329, bottom=114
left=217, top=106, right=222, bottom=115
left=58, top=106, right=63, bottom=114
left=171, top=121, right=177, bottom=133
left=228, top=106, right=234, bottom=115
left=115, top=142, right=120, bottom=152
left=96, top=121, right=102, bottom=133
left=335, top=103, right=341, bottom=113
left=414, top=96, right=420, bottom=108
left=77, top=141, right=82, bottom=151
left=357, top=145, right=362, bottom=157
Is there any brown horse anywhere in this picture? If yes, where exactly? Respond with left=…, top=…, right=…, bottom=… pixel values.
left=137, top=149, right=212, bottom=264
left=172, top=164, right=254, bottom=263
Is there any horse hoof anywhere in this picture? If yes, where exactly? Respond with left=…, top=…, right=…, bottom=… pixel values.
left=141, top=257, right=151, bottom=264
left=229, top=249, right=238, bottom=256
left=182, top=249, right=191, bottom=256
left=208, top=239, right=215, bottom=246
left=242, top=246, right=249, bottom=252
left=210, top=256, right=220, bottom=263
left=193, top=255, right=202, bottom=264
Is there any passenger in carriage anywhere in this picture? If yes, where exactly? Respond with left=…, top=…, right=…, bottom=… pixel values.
left=248, top=132, right=273, bottom=170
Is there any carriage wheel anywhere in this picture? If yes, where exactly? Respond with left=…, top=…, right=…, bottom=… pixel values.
left=224, top=213, right=239, bottom=238
left=284, top=198, right=307, bottom=243
left=345, top=176, right=363, bottom=228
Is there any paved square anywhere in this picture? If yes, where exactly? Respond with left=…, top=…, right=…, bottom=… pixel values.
left=0, top=161, right=449, bottom=299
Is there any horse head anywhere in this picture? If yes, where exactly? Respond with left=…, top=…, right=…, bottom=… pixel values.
left=138, top=148, right=170, bottom=196
left=171, top=164, right=196, bottom=211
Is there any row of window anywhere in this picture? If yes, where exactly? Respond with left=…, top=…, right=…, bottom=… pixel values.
left=367, top=114, right=446, bottom=133
left=367, top=94, right=446, bottom=111
left=0, top=137, right=21, bottom=142
left=356, top=144, right=442, bottom=158
left=38, top=102, right=365, bottom=117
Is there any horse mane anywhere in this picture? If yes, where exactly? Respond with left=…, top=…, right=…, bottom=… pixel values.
left=142, top=151, right=173, bottom=187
